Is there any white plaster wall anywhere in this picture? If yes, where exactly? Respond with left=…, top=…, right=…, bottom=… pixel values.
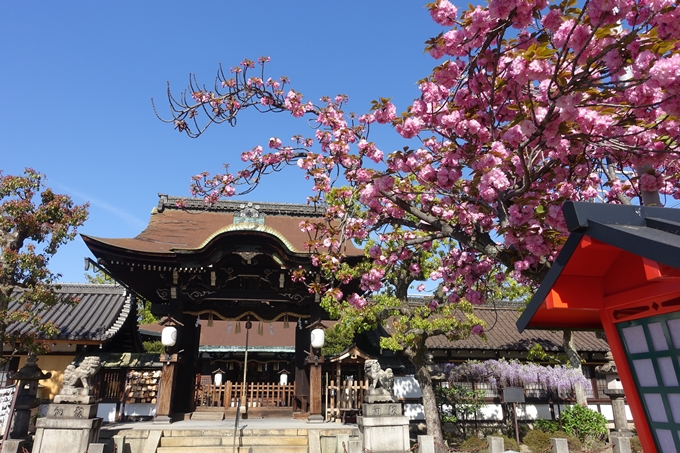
left=393, top=376, right=421, bottom=399
left=478, top=404, right=504, bottom=421
left=516, top=404, right=552, bottom=420
left=124, top=403, right=156, bottom=417
left=404, top=403, right=425, bottom=420
left=97, top=403, right=118, bottom=422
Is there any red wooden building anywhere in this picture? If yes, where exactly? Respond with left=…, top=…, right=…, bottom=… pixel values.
left=518, top=201, right=680, bottom=453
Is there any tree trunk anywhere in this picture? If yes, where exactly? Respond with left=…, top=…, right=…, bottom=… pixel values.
left=637, top=164, right=662, bottom=207
left=563, top=330, right=587, bottom=406
left=0, top=287, right=10, bottom=365
left=412, top=354, right=447, bottom=453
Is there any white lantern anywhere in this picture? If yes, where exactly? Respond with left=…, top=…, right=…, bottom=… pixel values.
left=310, top=328, right=325, bottom=349
left=161, top=326, right=178, bottom=347
left=279, top=373, right=288, bottom=385
left=214, top=372, right=223, bottom=386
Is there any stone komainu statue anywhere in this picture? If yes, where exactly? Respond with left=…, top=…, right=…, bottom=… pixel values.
left=61, top=356, right=101, bottom=394
left=364, top=359, right=394, bottom=395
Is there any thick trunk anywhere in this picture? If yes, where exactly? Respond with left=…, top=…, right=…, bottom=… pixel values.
left=563, top=330, right=587, bottom=406
left=412, top=355, right=447, bottom=453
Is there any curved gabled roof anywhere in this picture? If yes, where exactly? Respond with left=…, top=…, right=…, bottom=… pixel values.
left=7, top=284, right=133, bottom=342
left=81, top=195, right=363, bottom=260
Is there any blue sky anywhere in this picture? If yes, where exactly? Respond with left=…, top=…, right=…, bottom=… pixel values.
left=1, top=1, right=445, bottom=283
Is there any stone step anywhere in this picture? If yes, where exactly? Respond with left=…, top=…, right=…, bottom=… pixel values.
left=190, top=412, right=225, bottom=421
left=157, top=446, right=307, bottom=453
left=159, top=435, right=307, bottom=447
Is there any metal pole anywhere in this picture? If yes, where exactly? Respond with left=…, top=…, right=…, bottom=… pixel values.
left=513, top=402, right=520, bottom=447
left=233, top=317, right=252, bottom=453
left=240, top=317, right=252, bottom=415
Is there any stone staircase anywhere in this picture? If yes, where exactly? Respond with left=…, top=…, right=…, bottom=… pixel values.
left=107, top=424, right=361, bottom=453
left=154, top=428, right=309, bottom=453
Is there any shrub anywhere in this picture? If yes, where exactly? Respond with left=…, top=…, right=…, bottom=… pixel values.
left=553, top=430, right=583, bottom=452
left=524, top=430, right=552, bottom=453
left=499, top=434, right=519, bottom=452
left=504, top=422, right=529, bottom=442
left=560, top=405, right=608, bottom=444
left=630, top=436, right=642, bottom=453
left=142, top=340, right=164, bottom=353
left=460, top=435, right=486, bottom=452
left=534, top=419, right=560, bottom=433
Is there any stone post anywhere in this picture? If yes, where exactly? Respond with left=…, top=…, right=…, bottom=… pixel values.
left=550, top=438, right=569, bottom=453
left=612, top=434, right=632, bottom=453
left=9, top=353, right=51, bottom=440
left=417, top=435, right=435, bottom=453
left=597, top=352, right=632, bottom=438
left=487, top=436, right=505, bottom=453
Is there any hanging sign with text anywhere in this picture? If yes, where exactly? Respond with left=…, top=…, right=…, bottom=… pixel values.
left=0, top=385, right=18, bottom=441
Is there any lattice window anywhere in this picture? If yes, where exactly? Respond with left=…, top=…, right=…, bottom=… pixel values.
left=92, top=369, right=126, bottom=403
left=618, top=312, right=680, bottom=453
left=525, top=382, right=548, bottom=399
left=475, top=381, right=499, bottom=398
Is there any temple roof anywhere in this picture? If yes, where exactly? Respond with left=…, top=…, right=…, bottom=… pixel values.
left=427, top=305, right=609, bottom=352
left=7, top=284, right=134, bottom=342
left=517, top=201, right=680, bottom=332
left=82, top=195, right=363, bottom=257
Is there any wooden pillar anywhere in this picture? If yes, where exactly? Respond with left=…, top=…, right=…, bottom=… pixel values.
left=155, top=354, right=178, bottom=423
left=308, top=357, right=324, bottom=422
left=307, top=318, right=327, bottom=423
left=294, top=320, right=310, bottom=413
left=173, top=312, right=201, bottom=414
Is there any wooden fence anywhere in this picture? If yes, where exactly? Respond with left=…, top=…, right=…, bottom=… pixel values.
left=194, top=381, right=295, bottom=409
left=326, top=379, right=369, bottom=422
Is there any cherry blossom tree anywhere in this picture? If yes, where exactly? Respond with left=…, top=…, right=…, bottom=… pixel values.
left=0, top=169, right=89, bottom=362
left=159, top=0, right=680, bottom=448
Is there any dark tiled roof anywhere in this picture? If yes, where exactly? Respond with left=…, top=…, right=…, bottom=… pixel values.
left=7, top=284, right=133, bottom=342
left=426, top=306, right=609, bottom=352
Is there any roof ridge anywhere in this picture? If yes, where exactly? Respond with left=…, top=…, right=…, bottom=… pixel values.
left=157, top=194, right=326, bottom=217
left=54, top=283, right=127, bottom=294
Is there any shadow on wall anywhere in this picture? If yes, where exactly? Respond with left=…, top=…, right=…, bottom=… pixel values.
left=18, top=355, right=76, bottom=400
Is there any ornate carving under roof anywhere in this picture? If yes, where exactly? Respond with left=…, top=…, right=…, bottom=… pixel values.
left=81, top=195, right=363, bottom=311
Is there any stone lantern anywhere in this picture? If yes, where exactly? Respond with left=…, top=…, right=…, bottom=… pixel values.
left=10, top=353, right=51, bottom=439
left=597, top=351, right=632, bottom=438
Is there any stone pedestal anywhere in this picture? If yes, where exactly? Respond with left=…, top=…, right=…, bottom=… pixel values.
left=362, top=402, right=402, bottom=418
left=604, top=389, right=633, bottom=437
left=357, top=403, right=409, bottom=453
left=32, top=404, right=102, bottom=453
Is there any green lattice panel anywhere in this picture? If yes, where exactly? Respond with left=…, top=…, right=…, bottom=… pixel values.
left=618, top=311, right=680, bottom=453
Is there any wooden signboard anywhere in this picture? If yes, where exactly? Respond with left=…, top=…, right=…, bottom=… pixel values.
left=0, top=384, right=18, bottom=444
left=503, top=386, right=526, bottom=403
